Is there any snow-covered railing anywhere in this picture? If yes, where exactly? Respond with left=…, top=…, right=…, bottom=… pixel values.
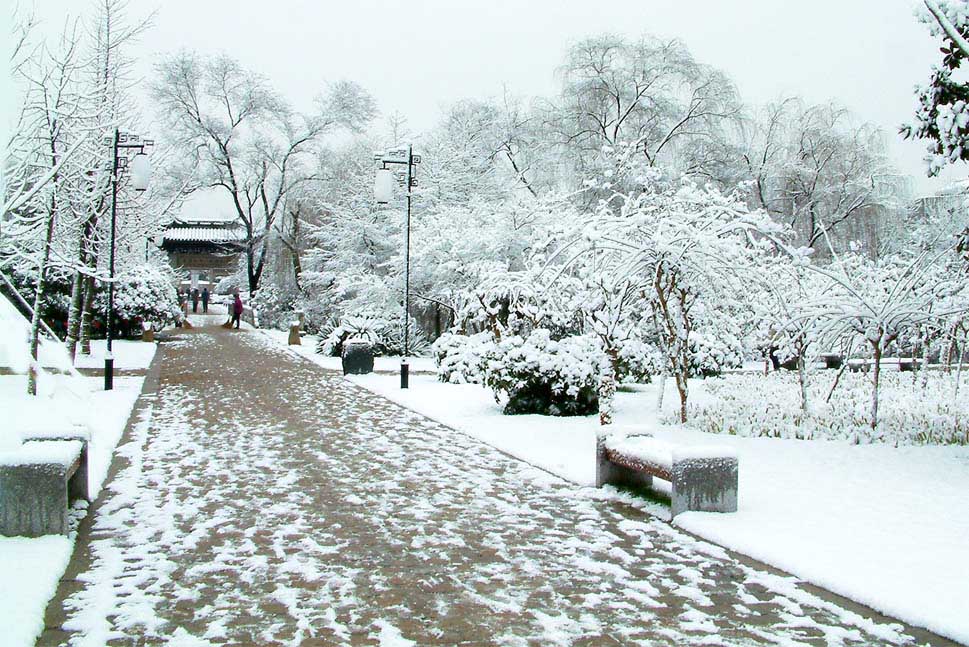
left=595, top=431, right=739, bottom=517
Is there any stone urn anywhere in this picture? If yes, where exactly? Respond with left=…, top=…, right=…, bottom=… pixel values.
left=342, top=339, right=374, bottom=375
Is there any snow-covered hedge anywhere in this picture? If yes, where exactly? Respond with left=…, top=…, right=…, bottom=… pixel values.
left=616, top=338, right=662, bottom=383
left=676, top=371, right=969, bottom=445
left=457, top=329, right=600, bottom=416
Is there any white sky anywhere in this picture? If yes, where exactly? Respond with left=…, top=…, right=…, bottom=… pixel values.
left=6, top=0, right=969, bottom=195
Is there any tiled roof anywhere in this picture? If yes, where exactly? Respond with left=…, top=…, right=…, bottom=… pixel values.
left=163, top=226, right=247, bottom=243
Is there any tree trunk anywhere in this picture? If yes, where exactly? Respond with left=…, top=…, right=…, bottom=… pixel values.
left=65, top=269, right=85, bottom=360
left=28, top=212, right=57, bottom=396
left=920, top=333, right=932, bottom=391
left=870, top=340, right=882, bottom=433
left=291, top=248, right=302, bottom=291
left=675, top=367, right=689, bottom=424
left=797, top=351, right=809, bottom=416
left=80, top=274, right=97, bottom=355
left=954, top=336, right=964, bottom=400
left=598, top=348, right=620, bottom=426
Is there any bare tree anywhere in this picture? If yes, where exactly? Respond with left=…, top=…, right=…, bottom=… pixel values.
left=153, top=53, right=376, bottom=296
left=545, top=34, right=742, bottom=187
left=743, top=99, right=903, bottom=254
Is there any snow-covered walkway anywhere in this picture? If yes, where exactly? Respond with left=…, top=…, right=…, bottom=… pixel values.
left=36, top=320, right=959, bottom=646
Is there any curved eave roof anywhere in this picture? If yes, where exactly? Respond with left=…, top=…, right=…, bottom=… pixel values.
left=163, top=227, right=247, bottom=243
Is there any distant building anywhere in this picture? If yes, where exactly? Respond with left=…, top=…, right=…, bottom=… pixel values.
left=159, top=218, right=246, bottom=293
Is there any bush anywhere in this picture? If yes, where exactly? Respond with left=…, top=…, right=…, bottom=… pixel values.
left=688, top=329, right=743, bottom=377
left=482, top=329, right=600, bottom=416
left=615, top=338, right=661, bottom=383
left=250, top=284, right=298, bottom=330
left=316, top=314, right=430, bottom=357
left=94, top=264, right=181, bottom=336
left=432, top=331, right=491, bottom=384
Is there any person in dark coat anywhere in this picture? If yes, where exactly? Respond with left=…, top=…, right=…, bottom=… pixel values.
left=232, top=290, right=244, bottom=329
left=191, top=288, right=200, bottom=313
left=201, top=287, right=209, bottom=313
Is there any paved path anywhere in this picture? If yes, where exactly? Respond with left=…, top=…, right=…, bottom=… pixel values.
left=38, top=321, right=958, bottom=646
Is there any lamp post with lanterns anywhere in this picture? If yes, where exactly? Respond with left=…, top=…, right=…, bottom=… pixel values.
left=373, top=145, right=420, bottom=389
left=104, top=129, right=153, bottom=390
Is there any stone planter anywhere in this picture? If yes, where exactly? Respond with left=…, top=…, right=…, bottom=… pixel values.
left=342, top=340, right=374, bottom=375
left=821, top=353, right=843, bottom=370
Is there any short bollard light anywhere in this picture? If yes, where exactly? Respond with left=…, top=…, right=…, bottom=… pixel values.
left=104, top=350, right=114, bottom=391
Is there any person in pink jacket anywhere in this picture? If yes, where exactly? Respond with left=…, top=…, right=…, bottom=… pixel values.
left=232, top=290, right=244, bottom=329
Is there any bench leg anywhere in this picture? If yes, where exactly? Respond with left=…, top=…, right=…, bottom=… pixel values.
left=671, top=457, right=738, bottom=517
left=68, top=443, right=90, bottom=502
left=596, top=435, right=653, bottom=490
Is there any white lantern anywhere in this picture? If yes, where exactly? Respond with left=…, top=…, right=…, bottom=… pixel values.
left=374, top=168, right=394, bottom=204
left=129, top=153, right=151, bottom=191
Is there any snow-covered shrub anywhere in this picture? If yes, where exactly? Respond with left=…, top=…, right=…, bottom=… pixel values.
left=250, top=284, right=297, bottom=330
left=482, top=329, right=600, bottom=416
left=432, top=331, right=490, bottom=384
left=688, top=329, right=744, bottom=377
left=94, top=264, right=181, bottom=336
left=615, top=337, right=661, bottom=383
left=316, top=314, right=430, bottom=357
left=674, top=371, right=969, bottom=445
left=317, top=316, right=381, bottom=356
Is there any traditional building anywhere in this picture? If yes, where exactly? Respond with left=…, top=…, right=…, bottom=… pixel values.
left=159, top=218, right=246, bottom=292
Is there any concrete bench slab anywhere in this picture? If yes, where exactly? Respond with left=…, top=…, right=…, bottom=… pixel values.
left=596, top=432, right=738, bottom=518
left=0, top=437, right=88, bottom=537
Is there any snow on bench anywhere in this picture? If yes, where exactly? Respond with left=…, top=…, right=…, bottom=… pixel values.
left=596, top=431, right=738, bottom=518
left=0, top=427, right=90, bottom=537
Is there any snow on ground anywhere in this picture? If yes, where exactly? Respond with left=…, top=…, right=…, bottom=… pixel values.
left=1, top=295, right=153, bottom=647
left=72, top=339, right=159, bottom=370
left=0, top=373, right=147, bottom=647
left=319, top=366, right=969, bottom=646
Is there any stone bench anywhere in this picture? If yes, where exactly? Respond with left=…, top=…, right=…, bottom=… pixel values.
left=596, top=433, right=738, bottom=517
left=0, top=429, right=90, bottom=537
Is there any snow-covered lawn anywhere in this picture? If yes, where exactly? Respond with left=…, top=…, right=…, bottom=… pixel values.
left=72, top=339, right=159, bottom=371
left=310, top=363, right=969, bottom=645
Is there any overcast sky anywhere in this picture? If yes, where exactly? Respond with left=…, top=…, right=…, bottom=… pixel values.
left=8, top=0, right=969, bottom=195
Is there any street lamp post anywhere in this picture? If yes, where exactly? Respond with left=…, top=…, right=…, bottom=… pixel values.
left=105, top=129, right=153, bottom=390
left=374, top=145, right=421, bottom=389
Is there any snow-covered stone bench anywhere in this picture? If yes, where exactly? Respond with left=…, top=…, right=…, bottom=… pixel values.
left=596, top=432, right=738, bottom=517
left=0, top=427, right=90, bottom=537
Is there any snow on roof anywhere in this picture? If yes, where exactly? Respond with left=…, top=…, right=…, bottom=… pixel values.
left=163, top=226, right=247, bottom=243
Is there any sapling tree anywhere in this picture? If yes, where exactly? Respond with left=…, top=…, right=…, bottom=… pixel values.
left=789, top=246, right=966, bottom=432
left=561, top=169, right=785, bottom=423
left=753, top=255, right=832, bottom=414
left=6, top=21, right=92, bottom=395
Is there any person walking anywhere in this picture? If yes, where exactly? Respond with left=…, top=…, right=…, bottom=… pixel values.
left=232, top=290, right=244, bottom=329
left=201, top=287, right=209, bottom=314
left=191, top=288, right=200, bottom=314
